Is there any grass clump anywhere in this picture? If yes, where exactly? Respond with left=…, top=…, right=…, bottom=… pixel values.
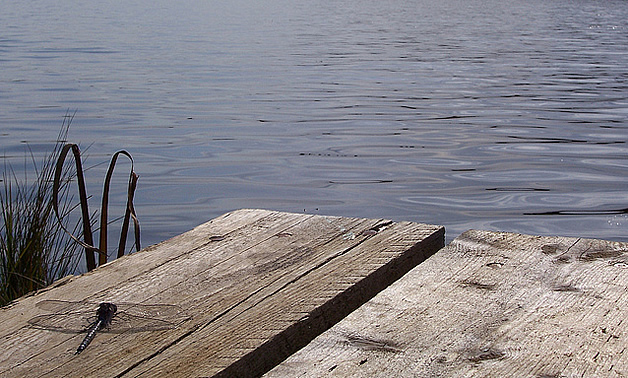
left=1, top=114, right=141, bottom=308
left=1, top=115, right=82, bottom=306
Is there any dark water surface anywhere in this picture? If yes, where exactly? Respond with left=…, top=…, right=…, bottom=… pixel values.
left=2, top=0, right=627, bottom=252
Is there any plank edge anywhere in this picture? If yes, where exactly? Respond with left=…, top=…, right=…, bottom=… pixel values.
left=215, top=226, right=445, bottom=378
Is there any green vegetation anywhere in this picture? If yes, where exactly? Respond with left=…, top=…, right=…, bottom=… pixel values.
left=1, top=114, right=140, bottom=307
left=1, top=115, right=81, bottom=306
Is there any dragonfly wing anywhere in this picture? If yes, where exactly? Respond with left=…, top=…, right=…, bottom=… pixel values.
left=106, top=312, right=179, bottom=333
left=35, top=299, right=99, bottom=313
left=28, top=311, right=95, bottom=333
left=115, top=303, right=188, bottom=321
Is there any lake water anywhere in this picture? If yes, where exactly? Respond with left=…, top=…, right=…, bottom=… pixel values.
left=2, top=0, right=627, bottom=253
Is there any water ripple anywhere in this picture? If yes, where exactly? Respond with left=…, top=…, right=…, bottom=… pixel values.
left=1, top=0, right=627, bottom=248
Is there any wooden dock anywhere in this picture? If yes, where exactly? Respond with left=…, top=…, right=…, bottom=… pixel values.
left=4, top=209, right=628, bottom=377
left=265, top=229, right=628, bottom=377
left=0, top=209, right=444, bottom=377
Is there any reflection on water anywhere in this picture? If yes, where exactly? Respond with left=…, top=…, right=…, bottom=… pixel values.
left=1, top=0, right=627, bottom=248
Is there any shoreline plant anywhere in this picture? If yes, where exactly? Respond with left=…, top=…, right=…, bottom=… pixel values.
left=1, top=114, right=82, bottom=306
left=1, top=113, right=140, bottom=307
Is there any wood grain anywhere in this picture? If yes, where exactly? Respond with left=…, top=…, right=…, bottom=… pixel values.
left=0, top=209, right=443, bottom=377
left=266, top=230, right=628, bottom=377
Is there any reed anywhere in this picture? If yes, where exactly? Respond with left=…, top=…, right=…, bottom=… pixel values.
left=52, top=144, right=140, bottom=272
left=1, top=114, right=82, bottom=306
left=0, top=113, right=140, bottom=307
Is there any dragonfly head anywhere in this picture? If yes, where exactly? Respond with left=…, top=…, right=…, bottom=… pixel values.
left=97, top=302, right=118, bottom=324
left=98, top=302, right=117, bottom=312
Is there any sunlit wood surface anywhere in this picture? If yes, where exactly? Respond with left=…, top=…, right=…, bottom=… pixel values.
left=0, top=209, right=443, bottom=377
left=266, top=230, right=628, bottom=377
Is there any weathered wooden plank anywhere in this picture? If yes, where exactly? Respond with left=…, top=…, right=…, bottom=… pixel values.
left=0, top=209, right=443, bottom=377
left=265, top=230, right=628, bottom=377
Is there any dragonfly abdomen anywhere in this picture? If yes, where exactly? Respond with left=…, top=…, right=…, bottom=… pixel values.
left=75, top=303, right=117, bottom=355
left=75, top=320, right=103, bottom=355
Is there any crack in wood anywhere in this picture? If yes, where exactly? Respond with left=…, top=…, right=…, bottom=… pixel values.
left=467, top=347, right=506, bottom=363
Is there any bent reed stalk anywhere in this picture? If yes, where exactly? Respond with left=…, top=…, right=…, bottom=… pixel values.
left=52, top=145, right=140, bottom=271
left=1, top=114, right=81, bottom=306
left=1, top=113, right=141, bottom=307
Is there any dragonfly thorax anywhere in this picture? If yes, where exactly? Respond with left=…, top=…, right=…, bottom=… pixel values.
left=96, top=302, right=118, bottom=327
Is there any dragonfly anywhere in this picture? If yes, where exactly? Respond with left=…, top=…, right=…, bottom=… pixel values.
left=28, top=299, right=189, bottom=355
